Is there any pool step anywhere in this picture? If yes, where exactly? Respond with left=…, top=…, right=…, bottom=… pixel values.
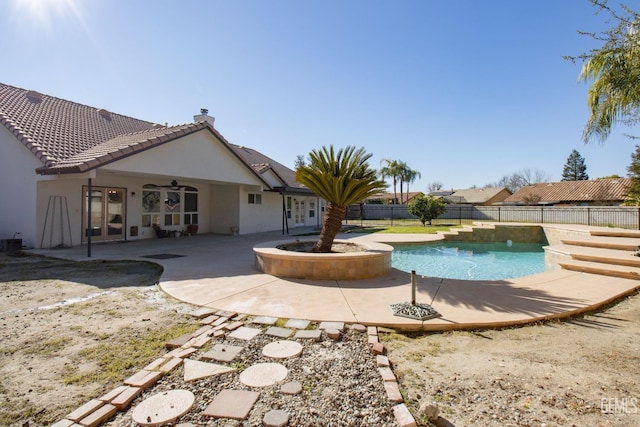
left=560, top=236, right=640, bottom=251
left=439, top=225, right=496, bottom=241
left=590, top=229, right=640, bottom=239
left=547, top=244, right=640, bottom=268
left=558, top=259, right=640, bottom=280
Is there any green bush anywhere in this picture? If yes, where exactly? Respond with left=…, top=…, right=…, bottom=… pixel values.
left=407, top=195, right=446, bottom=226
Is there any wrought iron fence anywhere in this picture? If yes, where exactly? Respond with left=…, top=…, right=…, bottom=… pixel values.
left=345, top=204, right=640, bottom=229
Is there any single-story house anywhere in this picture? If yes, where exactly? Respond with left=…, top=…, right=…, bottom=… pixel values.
left=430, top=187, right=511, bottom=205
left=0, top=82, right=322, bottom=250
left=502, top=178, right=632, bottom=206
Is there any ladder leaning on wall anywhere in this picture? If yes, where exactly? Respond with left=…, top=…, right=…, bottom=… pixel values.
left=40, top=196, right=73, bottom=249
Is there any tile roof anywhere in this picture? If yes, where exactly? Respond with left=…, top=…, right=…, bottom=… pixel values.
left=0, top=82, right=157, bottom=168
left=0, top=82, right=302, bottom=192
left=446, top=187, right=511, bottom=204
left=229, top=144, right=309, bottom=192
left=504, top=178, right=632, bottom=204
left=41, top=122, right=210, bottom=174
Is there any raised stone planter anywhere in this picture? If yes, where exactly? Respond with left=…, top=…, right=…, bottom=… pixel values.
left=253, top=239, right=393, bottom=280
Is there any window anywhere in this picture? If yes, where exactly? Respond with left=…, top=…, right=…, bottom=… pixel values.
left=142, top=184, right=198, bottom=228
left=309, top=200, right=315, bottom=218
left=142, top=184, right=161, bottom=228
left=248, top=193, right=262, bottom=204
left=184, top=186, right=198, bottom=225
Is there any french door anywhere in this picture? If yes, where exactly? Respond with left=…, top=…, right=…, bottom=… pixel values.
left=82, top=186, right=126, bottom=243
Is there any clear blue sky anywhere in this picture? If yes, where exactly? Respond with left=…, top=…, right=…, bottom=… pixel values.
left=2, top=0, right=635, bottom=191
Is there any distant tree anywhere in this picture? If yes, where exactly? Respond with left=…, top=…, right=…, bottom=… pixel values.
left=488, top=168, right=551, bottom=193
left=296, top=146, right=386, bottom=252
left=566, top=1, right=640, bottom=143
left=407, top=194, right=447, bottom=226
left=519, top=168, right=552, bottom=186
left=399, top=163, right=421, bottom=203
left=562, top=150, right=589, bottom=181
left=294, top=154, right=307, bottom=169
left=624, top=145, right=640, bottom=205
left=522, top=193, right=542, bottom=205
left=599, top=174, right=622, bottom=179
left=428, top=181, right=444, bottom=192
left=379, top=159, right=402, bottom=204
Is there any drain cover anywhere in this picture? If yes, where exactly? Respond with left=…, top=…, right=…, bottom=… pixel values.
left=389, top=302, right=441, bottom=321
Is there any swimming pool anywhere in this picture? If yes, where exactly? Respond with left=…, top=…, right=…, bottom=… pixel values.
left=391, top=241, right=546, bottom=280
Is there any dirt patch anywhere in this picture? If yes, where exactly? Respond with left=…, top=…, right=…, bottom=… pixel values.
left=0, top=253, right=196, bottom=426
left=2, top=252, right=640, bottom=426
left=383, top=292, right=640, bottom=426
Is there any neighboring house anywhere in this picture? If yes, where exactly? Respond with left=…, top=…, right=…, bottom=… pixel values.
left=366, top=191, right=424, bottom=204
left=503, top=178, right=632, bottom=206
left=0, top=83, right=320, bottom=249
left=431, top=187, right=511, bottom=205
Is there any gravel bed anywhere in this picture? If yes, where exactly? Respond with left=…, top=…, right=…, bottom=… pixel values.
left=106, top=322, right=396, bottom=426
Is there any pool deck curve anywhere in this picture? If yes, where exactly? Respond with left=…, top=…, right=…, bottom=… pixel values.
left=33, top=226, right=640, bottom=331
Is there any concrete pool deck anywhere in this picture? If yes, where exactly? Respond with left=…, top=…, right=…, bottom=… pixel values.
left=31, top=225, right=640, bottom=331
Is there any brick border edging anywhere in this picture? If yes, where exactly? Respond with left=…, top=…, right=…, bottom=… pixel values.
left=52, top=312, right=416, bottom=427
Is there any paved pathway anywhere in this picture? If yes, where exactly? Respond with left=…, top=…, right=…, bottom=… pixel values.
left=34, top=227, right=640, bottom=331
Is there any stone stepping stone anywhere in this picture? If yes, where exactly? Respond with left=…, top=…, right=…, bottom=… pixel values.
left=131, top=389, right=194, bottom=426
left=228, top=326, right=262, bottom=341
left=215, top=310, right=238, bottom=318
left=284, top=318, right=310, bottom=329
left=294, top=329, right=321, bottom=341
left=239, top=363, right=288, bottom=387
left=203, top=389, right=260, bottom=420
left=202, top=344, right=244, bottom=362
left=352, top=324, right=367, bottom=333
left=281, top=381, right=302, bottom=395
left=319, top=321, right=344, bottom=331
left=251, top=315, right=278, bottom=325
left=183, top=359, right=236, bottom=382
left=265, top=326, right=294, bottom=338
left=263, top=409, right=289, bottom=427
left=325, top=328, right=341, bottom=340
left=262, top=340, right=303, bottom=359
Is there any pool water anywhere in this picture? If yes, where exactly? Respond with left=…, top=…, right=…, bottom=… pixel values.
left=391, top=241, right=546, bottom=280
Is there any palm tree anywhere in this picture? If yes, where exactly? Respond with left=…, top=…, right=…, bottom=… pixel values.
left=579, top=29, right=640, bottom=143
left=379, top=159, right=402, bottom=204
left=296, top=145, right=386, bottom=253
left=397, top=161, right=408, bottom=204
left=402, top=166, right=422, bottom=203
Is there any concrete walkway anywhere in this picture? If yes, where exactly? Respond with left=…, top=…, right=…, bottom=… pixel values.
left=32, top=228, right=640, bottom=331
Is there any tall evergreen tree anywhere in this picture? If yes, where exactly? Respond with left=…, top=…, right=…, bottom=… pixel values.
left=561, top=150, right=589, bottom=181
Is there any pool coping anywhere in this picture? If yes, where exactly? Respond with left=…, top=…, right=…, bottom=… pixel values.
left=30, top=223, right=640, bottom=331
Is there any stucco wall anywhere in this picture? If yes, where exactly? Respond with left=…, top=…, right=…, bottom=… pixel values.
left=102, top=131, right=262, bottom=186
left=0, top=126, right=41, bottom=248
left=210, top=184, right=240, bottom=234
left=239, top=188, right=282, bottom=234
